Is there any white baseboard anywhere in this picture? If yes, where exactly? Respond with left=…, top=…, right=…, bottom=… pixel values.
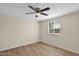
left=41, top=41, right=79, bottom=54
left=0, top=40, right=39, bottom=51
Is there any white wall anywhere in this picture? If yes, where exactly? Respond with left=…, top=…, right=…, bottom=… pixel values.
left=0, top=16, right=39, bottom=51
left=39, top=12, right=79, bottom=53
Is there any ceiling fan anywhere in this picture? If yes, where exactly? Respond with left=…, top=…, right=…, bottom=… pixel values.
left=25, top=5, right=50, bottom=17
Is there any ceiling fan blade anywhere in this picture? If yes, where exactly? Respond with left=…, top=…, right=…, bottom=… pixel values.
left=25, top=12, right=36, bottom=14
left=40, top=7, right=50, bottom=12
left=41, top=13, right=48, bottom=16
left=28, top=5, right=37, bottom=11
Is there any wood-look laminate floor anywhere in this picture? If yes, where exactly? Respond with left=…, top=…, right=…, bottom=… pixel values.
left=0, top=42, right=79, bottom=56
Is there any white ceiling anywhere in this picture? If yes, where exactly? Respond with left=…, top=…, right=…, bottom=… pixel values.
left=0, top=3, right=79, bottom=21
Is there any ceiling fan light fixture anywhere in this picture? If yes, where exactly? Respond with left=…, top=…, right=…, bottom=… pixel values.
left=35, top=15, right=38, bottom=17
left=35, top=13, right=40, bottom=16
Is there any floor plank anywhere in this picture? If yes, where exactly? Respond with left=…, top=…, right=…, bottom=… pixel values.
left=0, top=42, right=79, bottom=56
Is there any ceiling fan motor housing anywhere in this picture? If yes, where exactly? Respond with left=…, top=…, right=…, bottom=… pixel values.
left=36, top=8, right=40, bottom=13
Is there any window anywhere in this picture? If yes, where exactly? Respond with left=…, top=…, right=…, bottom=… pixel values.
left=48, top=20, right=62, bottom=35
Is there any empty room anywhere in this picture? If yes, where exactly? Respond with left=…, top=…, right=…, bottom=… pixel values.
left=0, top=3, right=79, bottom=56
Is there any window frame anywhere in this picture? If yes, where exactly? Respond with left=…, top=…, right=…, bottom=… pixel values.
left=48, top=20, right=62, bottom=35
